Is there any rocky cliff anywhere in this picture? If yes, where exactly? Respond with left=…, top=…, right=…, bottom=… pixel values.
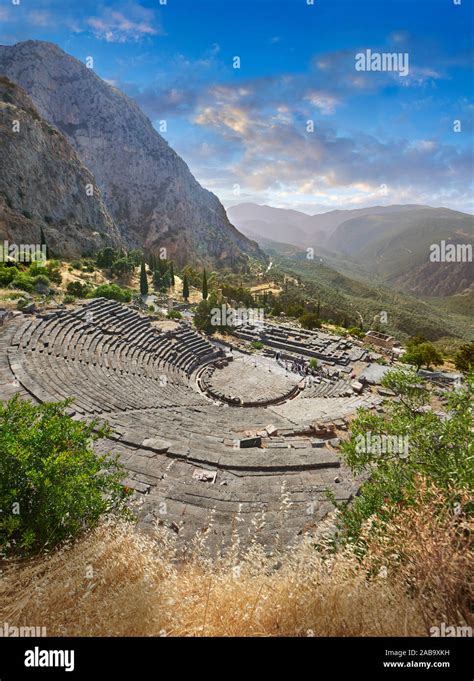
left=0, top=40, right=265, bottom=270
left=0, top=76, right=121, bottom=258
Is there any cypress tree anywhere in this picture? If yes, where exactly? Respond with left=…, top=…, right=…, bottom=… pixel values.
left=140, top=259, right=148, bottom=296
left=202, top=269, right=208, bottom=300
left=183, top=274, right=189, bottom=302
left=39, top=226, right=48, bottom=261
left=170, top=262, right=175, bottom=287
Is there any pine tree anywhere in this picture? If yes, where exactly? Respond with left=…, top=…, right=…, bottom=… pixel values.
left=202, top=269, right=208, bottom=300
left=183, top=274, right=189, bottom=302
left=140, top=260, right=148, bottom=296
left=170, top=262, right=175, bottom=288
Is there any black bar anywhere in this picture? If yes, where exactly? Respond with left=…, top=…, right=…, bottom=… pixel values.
left=0, top=636, right=471, bottom=680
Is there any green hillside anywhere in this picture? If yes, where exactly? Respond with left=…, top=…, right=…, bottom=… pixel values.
left=270, top=254, right=473, bottom=346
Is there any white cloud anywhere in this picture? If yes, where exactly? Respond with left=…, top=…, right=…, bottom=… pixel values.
left=86, top=3, right=163, bottom=43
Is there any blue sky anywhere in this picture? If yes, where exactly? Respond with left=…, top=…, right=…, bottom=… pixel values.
left=1, top=0, right=473, bottom=213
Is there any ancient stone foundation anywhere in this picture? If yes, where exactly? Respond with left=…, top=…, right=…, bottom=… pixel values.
left=0, top=299, right=383, bottom=553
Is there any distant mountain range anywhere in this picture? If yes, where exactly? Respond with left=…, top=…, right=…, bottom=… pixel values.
left=228, top=203, right=474, bottom=297
left=0, top=40, right=265, bottom=269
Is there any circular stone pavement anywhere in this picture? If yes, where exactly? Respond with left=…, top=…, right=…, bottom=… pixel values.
left=204, top=356, right=302, bottom=406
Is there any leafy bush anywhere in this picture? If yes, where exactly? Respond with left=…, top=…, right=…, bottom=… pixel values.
left=454, top=343, right=474, bottom=373
left=336, top=368, right=473, bottom=545
left=111, top=257, right=135, bottom=278
left=128, top=249, right=143, bottom=267
left=403, top=342, right=443, bottom=371
left=194, top=298, right=217, bottom=335
left=250, top=340, right=264, bottom=350
left=96, top=248, right=115, bottom=268
left=66, top=281, right=91, bottom=298
left=347, top=326, right=365, bottom=338
left=11, top=273, right=33, bottom=293
left=87, top=284, right=131, bottom=303
left=221, top=283, right=253, bottom=307
left=28, top=261, right=62, bottom=285
left=96, top=248, right=125, bottom=269
left=63, top=294, right=76, bottom=305
left=31, top=274, right=50, bottom=287
left=168, top=310, right=182, bottom=320
left=287, top=304, right=305, bottom=318
left=44, top=260, right=62, bottom=285
left=0, top=265, right=19, bottom=287
left=299, top=312, right=321, bottom=330
left=0, top=396, right=130, bottom=557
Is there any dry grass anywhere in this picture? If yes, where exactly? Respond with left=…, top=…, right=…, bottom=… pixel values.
left=0, top=481, right=472, bottom=637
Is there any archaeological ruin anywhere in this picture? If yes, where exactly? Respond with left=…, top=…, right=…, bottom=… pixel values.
left=0, top=299, right=388, bottom=553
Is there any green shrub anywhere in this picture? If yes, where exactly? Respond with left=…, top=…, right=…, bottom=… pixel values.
left=336, top=369, right=473, bottom=546
left=168, top=310, right=182, bottom=320
left=454, top=343, right=474, bottom=373
left=193, top=297, right=219, bottom=335
left=28, top=261, right=62, bottom=285
left=299, top=313, right=321, bottom=330
left=45, top=260, right=62, bottom=285
left=66, top=281, right=90, bottom=298
left=88, top=283, right=132, bottom=303
left=112, top=257, right=135, bottom=278
left=63, top=294, right=76, bottom=305
left=287, top=304, right=305, bottom=318
left=96, top=248, right=121, bottom=269
left=0, top=396, right=130, bottom=557
left=347, top=326, right=365, bottom=339
left=0, top=265, right=19, bottom=287
left=11, top=273, right=34, bottom=293
left=402, top=342, right=443, bottom=371
left=31, top=274, right=50, bottom=287
left=27, top=262, right=45, bottom=277
left=250, top=340, right=264, bottom=350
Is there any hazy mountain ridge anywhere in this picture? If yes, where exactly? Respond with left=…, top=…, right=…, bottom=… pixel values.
left=0, top=41, right=265, bottom=269
left=230, top=202, right=474, bottom=296
left=329, top=209, right=474, bottom=296
left=0, top=76, right=122, bottom=258
left=228, top=202, right=428, bottom=243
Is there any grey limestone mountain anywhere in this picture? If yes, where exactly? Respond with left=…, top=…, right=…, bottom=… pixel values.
left=0, top=75, right=121, bottom=258
left=0, top=40, right=265, bottom=269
